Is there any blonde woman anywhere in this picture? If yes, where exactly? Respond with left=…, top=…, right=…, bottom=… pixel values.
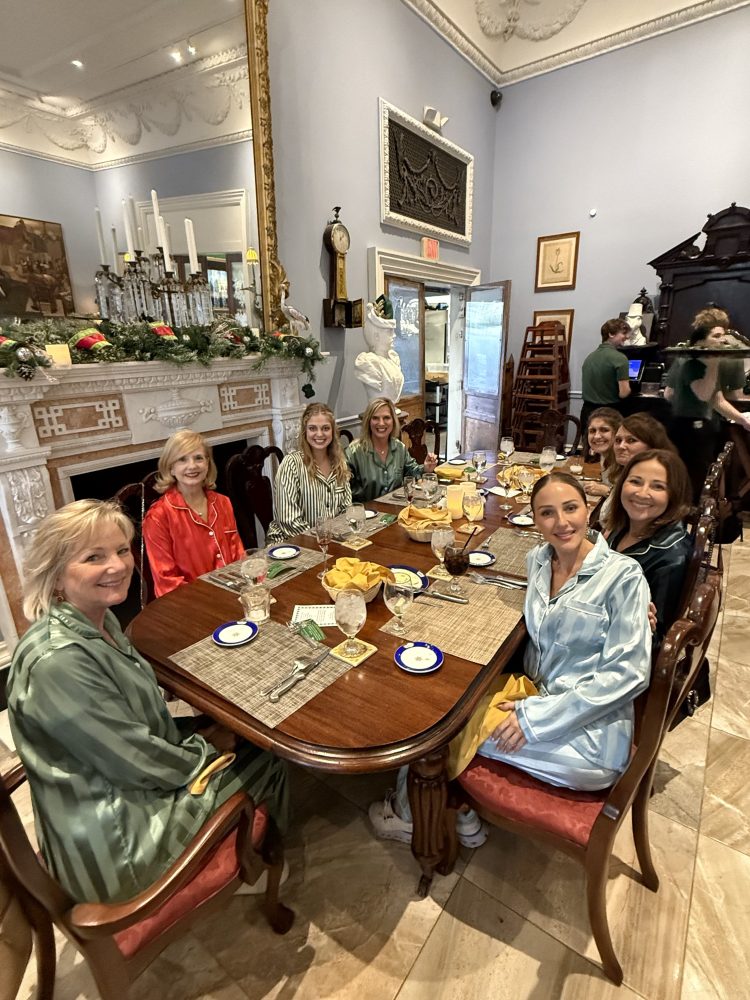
left=7, top=500, right=288, bottom=903
left=143, top=429, right=243, bottom=597
left=345, top=396, right=438, bottom=502
left=266, top=403, right=351, bottom=542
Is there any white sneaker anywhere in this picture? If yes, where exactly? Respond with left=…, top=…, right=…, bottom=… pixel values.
left=369, top=790, right=413, bottom=844
left=235, top=859, right=290, bottom=895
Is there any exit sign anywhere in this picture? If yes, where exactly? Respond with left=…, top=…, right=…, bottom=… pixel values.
left=421, top=237, right=439, bottom=260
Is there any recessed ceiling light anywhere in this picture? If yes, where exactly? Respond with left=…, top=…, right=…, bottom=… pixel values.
left=170, top=49, right=183, bottom=63
left=71, top=59, right=84, bottom=69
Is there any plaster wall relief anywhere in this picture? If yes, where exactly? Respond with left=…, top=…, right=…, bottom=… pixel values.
left=219, top=379, right=272, bottom=419
left=474, top=0, right=589, bottom=42
left=0, top=456, right=55, bottom=573
left=137, top=389, right=216, bottom=438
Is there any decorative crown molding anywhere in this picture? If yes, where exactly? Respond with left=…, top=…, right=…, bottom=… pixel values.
left=401, top=0, right=750, bottom=85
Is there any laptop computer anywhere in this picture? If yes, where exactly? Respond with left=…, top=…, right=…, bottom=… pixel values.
left=628, top=359, right=644, bottom=381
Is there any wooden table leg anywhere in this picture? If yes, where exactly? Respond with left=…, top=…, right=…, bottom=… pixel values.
left=408, top=747, right=459, bottom=897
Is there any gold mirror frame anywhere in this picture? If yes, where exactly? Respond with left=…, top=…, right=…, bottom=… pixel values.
left=245, top=0, right=286, bottom=333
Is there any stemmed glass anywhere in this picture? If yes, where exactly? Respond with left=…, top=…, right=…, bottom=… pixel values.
left=241, top=548, right=268, bottom=585
left=419, top=472, right=439, bottom=504
left=313, top=516, right=333, bottom=580
left=499, top=436, right=515, bottom=465
left=472, top=451, right=487, bottom=482
left=539, top=446, right=556, bottom=474
left=346, top=503, right=366, bottom=542
left=334, top=589, right=367, bottom=657
left=462, top=492, right=484, bottom=522
left=403, top=477, right=416, bottom=504
left=517, top=468, right=536, bottom=500
left=443, top=543, right=470, bottom=596
left=431, top=527, right=455, bottom=579
left=496, top=436, right=515, bottom=511
left=383, top=580, right=413, bottom=636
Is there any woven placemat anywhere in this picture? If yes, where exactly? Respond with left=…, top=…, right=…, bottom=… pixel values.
left=329, top=511, right=396, bottom=541
left=201, top=547, right=323, bottom=594
left=481, top=527, right=540, bottom=579
left=170, top=620, right=352, bottom=729
left=380, top=581, right=525, bottom=665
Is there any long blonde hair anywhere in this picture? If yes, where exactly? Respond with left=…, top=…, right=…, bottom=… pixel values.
left=22, top=499, right=134, bottom=621
left=358, top=397, right=399, bottom=452
left=154, top=430, right=217, bottom=493
left=298, top=403, right=349, bottom=484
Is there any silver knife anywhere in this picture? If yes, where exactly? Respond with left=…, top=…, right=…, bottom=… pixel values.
left=267, top=649, right=330, bottom=702
left=416, top=590, right=469, bottom=605
left=485, top=574, right=526, bottom=589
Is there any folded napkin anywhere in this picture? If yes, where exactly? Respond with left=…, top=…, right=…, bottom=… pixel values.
left=267, top=562, right=293, bottom=580
left=189, top=753, right=236, bottom=795
left=397, top=504, right=452, bottom=529
left=434, top=462, right=466, bottom=480
left=446, top=674, right=537, bottom=779
left=489, top=486, right=521, bottom=498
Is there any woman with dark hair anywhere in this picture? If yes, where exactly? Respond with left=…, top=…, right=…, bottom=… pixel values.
left=143, top=430, right=244, bottom=597
left=345, top=396, right=437, bottom=502
left=370, top=472, right=651, bottom=844
left=606, top=449, right=692, bottom=642
left=665, top=307, right=750, bottom=499
left=599, top=413, right=677, bottom=529
left=266, top=403, right=351, bottom=542
left=583, top=406, right=622, bottom=499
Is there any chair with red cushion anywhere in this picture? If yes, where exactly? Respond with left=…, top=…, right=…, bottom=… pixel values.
left=452, top=575, right=721, bottom=984
left=0, top=762, right=293, bottom=1000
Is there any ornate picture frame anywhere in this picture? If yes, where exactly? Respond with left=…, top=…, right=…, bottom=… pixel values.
left=533, top=308, right=574, bottom=348
left=0, top=214, right=74, bottom=318
left=534, top=231, right=580, bottom=292
left=379, top=98, right=473, bottom=247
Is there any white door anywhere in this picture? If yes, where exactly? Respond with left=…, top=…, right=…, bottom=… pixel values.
left=461, top=281, right=511, bottom=453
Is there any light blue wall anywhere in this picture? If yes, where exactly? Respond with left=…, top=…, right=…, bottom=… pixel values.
left=0, top=147, right=98, bottom=313
left=489, top=6, right=750, bottom=412
left=269, top=0, right=498, bottom=418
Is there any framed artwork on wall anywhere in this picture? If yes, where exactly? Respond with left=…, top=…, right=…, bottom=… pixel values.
left=534, top=231, right=580, bottom=292
left=533, top=308, right=575, bottom=348
left=379, top=98, right=473, bottom=247
left=0, top=214, right=74, bottom=317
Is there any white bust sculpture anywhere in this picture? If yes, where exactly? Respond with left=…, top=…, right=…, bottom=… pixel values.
left=355, top=299, right=405, bottom=404
left=624, top=302, right=647, bottom=346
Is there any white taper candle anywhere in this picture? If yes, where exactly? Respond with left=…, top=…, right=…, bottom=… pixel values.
left=94, top=208, right=107, bottom=265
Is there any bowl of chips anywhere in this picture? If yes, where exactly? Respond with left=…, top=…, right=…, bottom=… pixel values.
left=397, top=503, right=453, bottom=542
left=321, top=557, right=395, bottom=603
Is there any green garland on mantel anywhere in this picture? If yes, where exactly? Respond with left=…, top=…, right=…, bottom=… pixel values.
left=0, top=318, right=324, bottom=396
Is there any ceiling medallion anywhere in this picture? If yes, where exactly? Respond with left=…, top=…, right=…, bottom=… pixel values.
left=475, top=0, right=589, bottom=42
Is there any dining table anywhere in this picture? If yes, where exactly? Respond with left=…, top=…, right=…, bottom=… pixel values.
left=128, top=454, right=599, bottom=894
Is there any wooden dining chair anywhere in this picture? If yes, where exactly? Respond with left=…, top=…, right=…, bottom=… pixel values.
left=451, top=574, right=721, bottom=985
left=225, top=444, right=283, bottom=548
left=0, top=763, right=293, bottom=1000
left=539, top=408, right=582, bottom=454
left=114, top=472, right=160, bottom=608
left=400, top=418, right=441, bottom=465
left=338, top=427, right=354, bottom=446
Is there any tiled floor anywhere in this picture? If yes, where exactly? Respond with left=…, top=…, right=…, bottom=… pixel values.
left=7, top=536, right=750, bottom=999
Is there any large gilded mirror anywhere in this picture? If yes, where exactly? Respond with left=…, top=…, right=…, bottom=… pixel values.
left=0, top=0, right=281, bottom=331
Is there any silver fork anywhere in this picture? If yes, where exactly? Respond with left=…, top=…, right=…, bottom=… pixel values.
left=468, top=571, right=517, bottom=589
left=266, top=648, right=330, bottom=701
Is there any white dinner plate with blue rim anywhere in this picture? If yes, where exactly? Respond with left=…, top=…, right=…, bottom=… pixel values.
left=212, top=620, right=259, bottom=647
left=468, top=550, right=496, bottom=567
left=394, top=642, right=444, bottom=674
left=365, top=509, right=378, bottom=519
left=448, top=458, right=467, bottom=465
left=507, top=512, right=534, bottom=527
left=388, top=565, right=429, bottom=590
left=267, top=544, right=301, bottom=560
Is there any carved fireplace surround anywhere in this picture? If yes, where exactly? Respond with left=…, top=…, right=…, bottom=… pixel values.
left=0, top=357, right=305, bottom=643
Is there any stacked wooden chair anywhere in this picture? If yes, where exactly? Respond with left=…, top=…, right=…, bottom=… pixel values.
left=511, top=323, right=570, bottom=450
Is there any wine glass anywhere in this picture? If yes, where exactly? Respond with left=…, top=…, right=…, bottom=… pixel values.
left=403, top=477, right=416, bottom=504
left=419, top=472, right=439, bottom=504
left=495, top=467, right=514, bottom=511
left=383, top=580, right=413, bottom=636
left=431, top=527, right=455, bottom=579
left=241, top=548, right=268, bottom=585
left=443, top=543, right=470, bottom=596
left=517, top=468, right=535, bottom=500
left=499, top=436, right=515, bottom=465
left=539, top=446, right=556, bottom=474
left=335, top=589, right=367, bottom=657
left=472, top=451, right=487, bottom=482
left=462, top=492, right=484, bottom=522
left=313, top=516, right=333, bottom=580
left=346, top=503, right=366, bottom=542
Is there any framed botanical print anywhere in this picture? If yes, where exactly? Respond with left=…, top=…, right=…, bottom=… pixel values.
left=533, top=308, right=574, bottom=348
left=0, top=214, right=74, bottom=317
left=534, top=231, right=580, bottom=292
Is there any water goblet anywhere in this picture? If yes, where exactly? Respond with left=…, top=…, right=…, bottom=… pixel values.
left=419, top=472, right=439, bottom=504
left=383, top=580, right=413, bottom=636
left=443, top=543, right=470, bottom=596
left=462, top=492, right=484, bottom=522
left=430, top=527, right=455, bottom=580
left=403, top=477, right=416, bottom=504
left=499, top=436, right=515, bottom=464
left=539, top=446, right=556, bottom=475
left=517, top=468, right=536, bottom=500
left=472, top=451, right=487, bottom=482
left=346, top=503, right=366, bottom=542
left=334, top=589, right=368, bottom=658
left=313, top=516, right=333, bottom=580
left=241, top=548, right=268, bottom=586
left=495, top=467, right=514, bottom=511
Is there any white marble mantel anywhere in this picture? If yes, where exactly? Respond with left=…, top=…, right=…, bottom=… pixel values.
left=0, top=355, right=306, bottom=639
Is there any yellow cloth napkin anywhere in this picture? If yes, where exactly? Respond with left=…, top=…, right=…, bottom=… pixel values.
left=446, top=674, right=537, bottom=779
left=434, top=462, right=466, bottom=480
left=397, top=504, right=452, bottom=529
left=189, top=753, right=236, bottom=795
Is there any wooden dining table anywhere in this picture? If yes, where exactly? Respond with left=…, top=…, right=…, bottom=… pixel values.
left=128, top=457, right=593, bottom=893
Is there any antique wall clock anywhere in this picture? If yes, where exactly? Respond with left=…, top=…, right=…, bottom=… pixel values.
left=322, top=206, right=363, bottom=328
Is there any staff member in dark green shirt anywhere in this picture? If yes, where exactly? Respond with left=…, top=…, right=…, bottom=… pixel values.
left=580, top=318, right=631, bottom=436
left=665, top=308, right=750, bottom=499
left=345, top=396, right=437, bottom=502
